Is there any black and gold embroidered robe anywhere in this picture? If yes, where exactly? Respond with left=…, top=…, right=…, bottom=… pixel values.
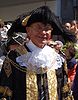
left=0, top=46, right=58, bottom=100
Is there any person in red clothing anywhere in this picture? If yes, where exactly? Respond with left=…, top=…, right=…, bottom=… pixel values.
left=64, top=43, right=77, bottom=88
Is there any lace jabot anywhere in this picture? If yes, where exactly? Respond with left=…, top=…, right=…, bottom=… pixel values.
left=16, top=41, right=64, bottom=74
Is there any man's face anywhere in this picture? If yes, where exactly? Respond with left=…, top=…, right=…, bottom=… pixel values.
left=26, top=22, right=53, bottom=48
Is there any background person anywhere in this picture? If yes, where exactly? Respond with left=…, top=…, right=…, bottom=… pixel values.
left=64, top=43, right=77, bottom=88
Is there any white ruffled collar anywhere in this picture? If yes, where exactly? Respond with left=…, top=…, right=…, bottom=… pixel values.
left=26, top=40, right=39, bottom=52
left=16, top=41, right=64, bottom=73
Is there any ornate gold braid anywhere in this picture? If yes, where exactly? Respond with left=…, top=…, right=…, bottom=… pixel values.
left=0, top=86, right=12, bottom=97
left=6, top=56, right=27, bottom=73
left=6, top=45, right=28, bottom=73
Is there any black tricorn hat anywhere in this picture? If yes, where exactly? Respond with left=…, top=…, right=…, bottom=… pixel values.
left=7, top=6, right=76, bottom=43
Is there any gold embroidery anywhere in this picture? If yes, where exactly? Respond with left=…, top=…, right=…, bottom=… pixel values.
left=4, top=45, right=28, bottom=73
left=3, top=58, right=12, bottom=78
left=7, top=57, right=27, bottom=72
left=26, top=70, right=38, bottom=100
left=26, top=69, right=58, bottom=100
left=62, top=83, right=70, bottom=93
left=0, top=86, right=12, bottom=97
left=47, top=68, right=58, bottom=100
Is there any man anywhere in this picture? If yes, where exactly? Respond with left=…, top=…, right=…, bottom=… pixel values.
left=0, top=6, right=76, bottom=100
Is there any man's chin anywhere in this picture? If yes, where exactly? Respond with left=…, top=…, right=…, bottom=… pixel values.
left=38, top=43, right=46, bottom=48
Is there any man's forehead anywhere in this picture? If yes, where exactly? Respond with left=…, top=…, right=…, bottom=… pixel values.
left=30, top=22, right=52, bottom=27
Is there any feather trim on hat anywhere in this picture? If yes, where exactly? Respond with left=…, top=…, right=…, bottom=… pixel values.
left=22, top=15, right=31, bottom=26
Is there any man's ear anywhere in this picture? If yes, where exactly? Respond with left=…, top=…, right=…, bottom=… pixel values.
left=26, top=27, right=30, bottom=33
left=26, top=27, right=32, bottom=38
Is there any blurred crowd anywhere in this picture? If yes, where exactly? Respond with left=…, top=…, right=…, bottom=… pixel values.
left=0, top=19, right=12, bottom=71
left=64, top=20, right=78, bottom=41
left=0, top=19, right=12, bottom=44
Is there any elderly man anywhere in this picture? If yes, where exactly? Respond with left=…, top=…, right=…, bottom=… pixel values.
left=0, top=6, right=76, bottom=100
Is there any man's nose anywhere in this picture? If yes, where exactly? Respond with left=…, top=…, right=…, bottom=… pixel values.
left=43, top=30, right=51, bottom=39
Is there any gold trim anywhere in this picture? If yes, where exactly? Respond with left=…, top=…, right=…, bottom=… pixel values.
left=47, top=69, right=58, bottom=100
left=0, top=86, right=12, bottom=97
left=7, top=57, right=27, bottom=73
left=26, top=71, right=38, bottom=100
left=3, top=58, right=12, bottom=78
left=26, top=68, right=58, bottom=100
